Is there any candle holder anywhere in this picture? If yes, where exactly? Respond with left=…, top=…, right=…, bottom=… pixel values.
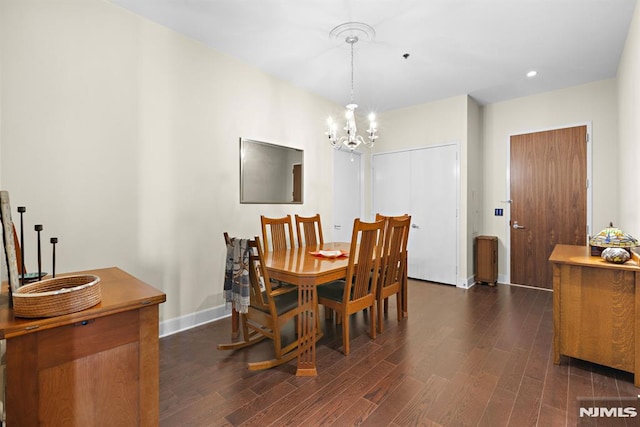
left=51, top=237, right=58, bottom=278
left=17, top=206, right=26, bottom=286
left=35, top=224, right=43, bottom=281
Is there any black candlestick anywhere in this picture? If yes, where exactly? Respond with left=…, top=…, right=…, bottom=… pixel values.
left=17, top=206, right=26, bottom=286
left=35, top=224, right=43, bottom=281
left=50, top=237, right=58, bottom=278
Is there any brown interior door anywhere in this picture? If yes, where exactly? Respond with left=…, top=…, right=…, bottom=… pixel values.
left=510, top=125, right=587, bottom=289
left=292, top=163, right=302, bottom=202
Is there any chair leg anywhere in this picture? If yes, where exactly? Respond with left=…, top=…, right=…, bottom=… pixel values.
left=316, top=304, right=322, bottom=338
left=231, top=308, right=240, bottom=338
left=396, top=293, right=402, bottom=321
left=273, top=331, right=282, bottom=359
left=218, top=314, right=268, bottom=350
left=402, top=262, right=409, bottom=317
left=241, top=313, right=250, bottom=341
left=342, top=312, right=350, bottom=356
left=369, top=304, right=376, bottom=340
left=377, top=298, right=384, bottom=333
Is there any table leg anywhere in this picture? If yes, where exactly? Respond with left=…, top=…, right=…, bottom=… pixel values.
left=296, top=280, right=318, bottom=376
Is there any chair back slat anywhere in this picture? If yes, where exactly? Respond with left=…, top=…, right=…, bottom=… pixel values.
left=261, top=215, right=295, bottom=251
left=247, top=236, right=274, bottom=310
left=295, top=214, right=324, bottom=247
left=344, top=219, right=385, bottom=302
left=379, top=216, right=411, bottom=290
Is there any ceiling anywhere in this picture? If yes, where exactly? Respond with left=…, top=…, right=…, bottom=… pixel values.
left=108, top=0, right=637, bottom=113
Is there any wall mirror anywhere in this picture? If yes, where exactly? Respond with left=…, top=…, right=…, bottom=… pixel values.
left=240, top=138, right=303, bottom=204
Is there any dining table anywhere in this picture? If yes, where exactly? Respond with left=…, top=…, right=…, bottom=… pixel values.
left=262, top=241, right=351, bottom=376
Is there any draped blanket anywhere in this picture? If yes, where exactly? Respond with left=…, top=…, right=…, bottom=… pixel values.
left=224, top=237, right=251, bottom=314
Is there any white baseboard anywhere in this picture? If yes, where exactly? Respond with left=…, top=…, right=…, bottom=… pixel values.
left=456, top=275, right=477, bottom=289
left=159, top=304, right=232, bottom=338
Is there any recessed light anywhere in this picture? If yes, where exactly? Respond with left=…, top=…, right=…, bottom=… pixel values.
left=526, top=70, right=538, bottom=78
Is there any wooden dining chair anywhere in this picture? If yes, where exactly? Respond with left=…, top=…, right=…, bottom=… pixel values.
left=295, top=214, right=324, bottom=247
left=218, top=236, right=302, bottom=370
left=376, top=215, right=411, bottom=333
left=261, top=215, right=295, bottom=251
left=317, top=218, right=385, bottom=355
left=375, top=213, right=411, bottom=317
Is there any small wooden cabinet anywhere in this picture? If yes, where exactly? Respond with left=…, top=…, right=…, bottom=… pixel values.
left=0, top=267, right=166, bottom=426
left=550, top=245, right=640, bottom=387
left=475, top=236, right=498, bottom=285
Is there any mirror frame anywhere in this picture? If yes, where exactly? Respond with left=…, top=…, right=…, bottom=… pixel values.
left=239, top=138, right=304, bottom=204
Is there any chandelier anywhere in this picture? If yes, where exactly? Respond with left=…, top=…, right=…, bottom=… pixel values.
left=326, top=23, right=378, bottom=152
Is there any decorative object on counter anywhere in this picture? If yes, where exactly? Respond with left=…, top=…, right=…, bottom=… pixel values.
left=0, top=191, right=20, bottom=299
left=17, top=206, right=26, bottom=286
left=589, top=222, right=639, bottom=256
left=601, top=247, right=631, bottom=264
left=35, top=224, right=43, bottom=281
left=309, top=250, right=348, bottom=258
left=12, top=274, right=101, bottom=318
left=14, top=207, right=48, bottom=285
left=51, top=237, right=58, bottom=278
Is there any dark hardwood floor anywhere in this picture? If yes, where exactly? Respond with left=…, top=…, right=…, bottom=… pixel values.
left=159, top=280, right=638, bottom=426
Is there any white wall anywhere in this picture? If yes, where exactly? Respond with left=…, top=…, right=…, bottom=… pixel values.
left=0, top=0, right=337, bottom=328
left=618, top=2, right=640, bottom=235
left=482, top=79, right=619, bottom=282
left=466, top=97, right=483, bottom=284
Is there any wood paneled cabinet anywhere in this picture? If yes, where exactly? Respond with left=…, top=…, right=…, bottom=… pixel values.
left=0, top=267, right=166, bottom=426
left=549, top=245, right=640, bottom=387
left=475, top=236, right=498, bottom=285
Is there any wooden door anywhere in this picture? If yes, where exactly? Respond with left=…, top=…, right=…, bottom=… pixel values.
left=292, top=163, right=302, bottom=202
left=510, top=125, right=587, bottom=289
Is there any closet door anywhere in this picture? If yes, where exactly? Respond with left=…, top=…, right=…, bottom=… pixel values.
left=372, top=144, right=458, bottom=285
left=372, top=150, right=412, bottom=217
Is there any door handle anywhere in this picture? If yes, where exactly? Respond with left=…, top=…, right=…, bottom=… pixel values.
left=334, top=225, right=341, bottom=230
left=512, top=221, right=526, bottom=229
left=411, top=224, right=419, bottom=229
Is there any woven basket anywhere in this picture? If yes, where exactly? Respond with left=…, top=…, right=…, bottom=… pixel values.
left=13, top=274, right=101, bottom=318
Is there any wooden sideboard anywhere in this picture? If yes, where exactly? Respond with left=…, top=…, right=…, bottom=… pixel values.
left=549, top=245, right=640, bottom=386
left=0, top=267, right=166, bottom=426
